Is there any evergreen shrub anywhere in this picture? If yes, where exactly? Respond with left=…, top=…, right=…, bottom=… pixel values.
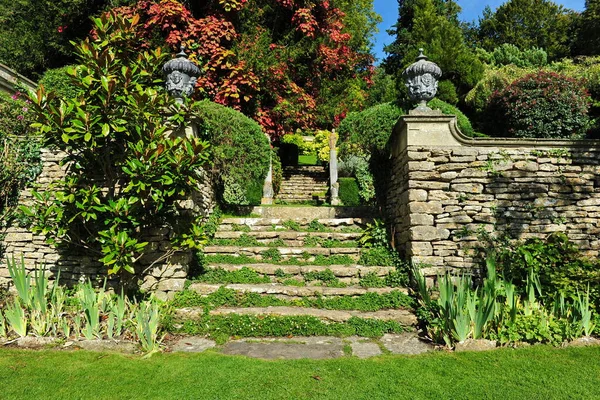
left=38, top=66, right=81, bottom=99
left=192, top=100, right=270, bottom=205
left=338, top=177, right=360, bottom=206
left=488, top=71, right=592, bottom=138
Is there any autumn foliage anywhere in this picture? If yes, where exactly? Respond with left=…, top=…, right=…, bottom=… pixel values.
left=110, top=0, right=373, bottom=138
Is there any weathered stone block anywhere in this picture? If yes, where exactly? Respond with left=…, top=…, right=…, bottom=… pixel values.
left=409, top=202, right=443, bottom=214
left=408, top=189, right=428, bottom=202
left=410, top=214, right=434, bottom=226
left=451, top=183, right=484, bottom=193
left=410, top=226, right=450, bottom=241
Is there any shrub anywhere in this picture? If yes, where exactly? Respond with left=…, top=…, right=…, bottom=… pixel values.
left=192, top=100, right=270, bottom=206
left=23, top=14, right=211, bottom=279
left=488, top=71, right=592, bottom=138
left=478, top=44, right=548, bottom=68
left=338, top=177, right=360, bottom=206
left=429, top=98, right=481, bottom=137
left=279, top=133, right=313, bottom=155
left=38, top=66, right=81, bottom=99
left=0, top=92, right=41, bottom=230
left=436, top=80, right=459, bottom=106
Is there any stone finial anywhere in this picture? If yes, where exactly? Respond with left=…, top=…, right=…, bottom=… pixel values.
left=402, top=49, right=442, bottom=112
left=163, top=45, right=201, bottom=103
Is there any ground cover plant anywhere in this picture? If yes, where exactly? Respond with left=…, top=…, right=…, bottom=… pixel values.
left=1, top=346, right=600, bottom=399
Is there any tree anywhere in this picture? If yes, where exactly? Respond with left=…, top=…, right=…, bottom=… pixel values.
left=476, top=0, right=577, bottom=60
left=111, top=0, right=376, bottom=138
left=574, top=0, right=600, bottom=56
left=384, top=0, right=483, bottom=97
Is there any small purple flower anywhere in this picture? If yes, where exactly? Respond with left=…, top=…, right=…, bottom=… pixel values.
left=22, top=107, right=28, bottom=113
left=17, top=115, right=24, bottom=120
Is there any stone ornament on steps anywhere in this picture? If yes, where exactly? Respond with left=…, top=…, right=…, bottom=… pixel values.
left=402, top=49, right=442, bottom=113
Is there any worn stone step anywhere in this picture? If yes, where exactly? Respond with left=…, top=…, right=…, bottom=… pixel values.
left=250, top=206, right=376, bottom=219
left=176, top=306, right=416, bottom=326
left=206, top=264, right=395, bottom=278
left=203, top=246, right=362, bottom=261
left=218, top=217, right=372, bottom=231
left=214, top=231, right=362, bottom=241
left=188, top=282, right=407, bottom=299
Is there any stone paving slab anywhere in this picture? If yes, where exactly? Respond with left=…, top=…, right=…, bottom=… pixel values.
left=347, top=337, right=383, bottom=359
left=221, top=337, right=344, bottom=360
left=188, top=283, right=402, bottom=298
left=170, top=337, right=217, bottom=353
left=381, top=333, right=434, bottom=355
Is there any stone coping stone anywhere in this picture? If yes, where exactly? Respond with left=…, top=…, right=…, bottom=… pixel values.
left=221, top=336, right=344, bottom=360
left=198, top=306, right=416, bottom=325
left=206, top=263, right=396, bottom=278
left=188, top=282, right=406, bottom=298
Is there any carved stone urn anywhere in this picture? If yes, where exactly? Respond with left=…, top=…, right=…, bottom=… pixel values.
left=402, top=49, right=442, bottom=112
left=163, top=46, right=201, bottom=104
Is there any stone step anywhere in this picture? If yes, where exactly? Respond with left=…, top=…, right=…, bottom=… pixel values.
left=188, top=282, right=407, bottom=299
left=206, top=264, right=395, bottom=278
left=214, top=231, right=362, bottom=241
left=175, top=306, right=416, bottom=326
left=250, top=206, right=376, bottom=219
left=218, top=217, right=372, bottom=231
left=283, top=166, right=326, bottom=172
left=203, top=246, right=362, bottom=261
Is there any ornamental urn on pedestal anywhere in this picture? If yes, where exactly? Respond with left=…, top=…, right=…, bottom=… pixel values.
left=402, top=49, right=442, bottom=112
left=163, top=46, right=201, bottom=104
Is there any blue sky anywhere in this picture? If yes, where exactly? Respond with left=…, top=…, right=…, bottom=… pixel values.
left=372, top=0, right=586, bottom=62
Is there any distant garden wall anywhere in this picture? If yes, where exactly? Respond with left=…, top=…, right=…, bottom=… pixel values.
left=387, top=112, right=600, bottom=277
left=0, top=148, right=216, bottom=300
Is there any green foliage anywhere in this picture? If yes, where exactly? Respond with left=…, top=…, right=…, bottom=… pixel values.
left=38, top=66, right=82, bottom=99
left=413, top=258, right=597, bottom=348
left=365, top=68, right=400, bottom=107
left=177, top=314, right=405, bottom=342
left=22, top=13, right=211, bottom=277
left=338, top=177, right=360, bottom=206
left=359, top=219, right=388, bottom=248
left=280, top=134, right=313, bottom=155
left=428, top=99, right=481, bottom=137
left=0, top=258, right=163, bottom=353
left=574, top=0, right=600, bottom=56
left=195, top=267, right=271, bottom=284
left=192, top=100, right=270, bottom=206
left=169, top=286, right=415, bottom=312
left=477, top=44, right=548, bottom=68
left=494, top=233, right=600, bottom=311
left=475, top=0, right=576, bottom=60
left=436, top=80, right=458, bottom=105
left=488, top=71, right=592, bottom=138
left=307, top=219, right=326, bottom=232
left=0, top=92, right=42, bottom=230
left=303, top=269, right=345, bottom=287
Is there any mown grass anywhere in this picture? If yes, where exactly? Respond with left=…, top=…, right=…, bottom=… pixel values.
left=0, top=346, right=599, bottom=399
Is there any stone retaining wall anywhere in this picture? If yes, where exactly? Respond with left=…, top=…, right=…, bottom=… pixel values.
left=387, top=112, right=600, bottom=276
left=0, top=148, right=215, bottom=300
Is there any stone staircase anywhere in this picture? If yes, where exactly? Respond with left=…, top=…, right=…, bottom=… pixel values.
left=278, top=165, right=328, bottom=203
left=173, top=206, right=417, bottom=334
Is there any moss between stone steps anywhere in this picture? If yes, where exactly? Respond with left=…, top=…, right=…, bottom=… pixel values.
left=170, top=287, right=415, bottom=313
left=167, top=314, right=407, bottom=344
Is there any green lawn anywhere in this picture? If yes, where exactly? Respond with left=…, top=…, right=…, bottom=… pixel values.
left=1, top=346, right=599, bottom=399
left=298, top=154, right=318, bottom=165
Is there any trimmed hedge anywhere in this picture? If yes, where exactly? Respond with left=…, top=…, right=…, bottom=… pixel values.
left=192, top=100, right=270, bottom=206
left=338, top=177, right=360, bottom=206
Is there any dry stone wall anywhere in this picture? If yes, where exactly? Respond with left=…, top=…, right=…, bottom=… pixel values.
left=387, top=113, right=600, bottom=277
left=1, top=148, right=215, bottom=300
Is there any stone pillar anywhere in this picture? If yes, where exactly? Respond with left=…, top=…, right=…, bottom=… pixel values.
left=329, top=130, right=340, bottom=205
left=262, top=134, right=274, bottom=205
left=388, top=113, right=461, bottom=271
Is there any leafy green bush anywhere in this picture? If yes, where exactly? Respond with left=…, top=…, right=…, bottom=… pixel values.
left=23, top=14, right=211, bottom=278
left=494, top=233, right=600, bottom=311
left=477, top=44, right=548, bottom=68
left=428, top=98, right=481, bottom=137
left=280, top=133, right=313, bottom=155
left=436, top=80, right=459, bottom=105
left=38, top=66, right=81, bottom=99
left=192, top=100, right=270, bottom=206
left=0, top=92, right=42, bottom=230
left=338, top=177, right=360, bottom=206
left=488, top=71, right=592, bottom=138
